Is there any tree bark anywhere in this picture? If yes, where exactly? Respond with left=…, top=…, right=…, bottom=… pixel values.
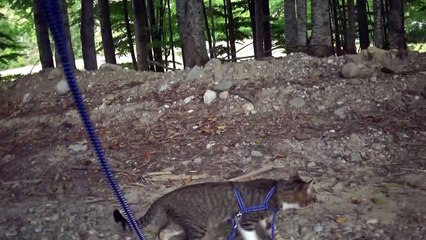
left=98, top=0, right=117, bottom=64
left=387, top=0, right=405, bottom=49
left=263, top=0, right=272, bottom=57
left=357, top=0, right=370, bottom=49
left=167, top=0, right=176, bottom=69
left=248, top=0, right=257, bottom=56
left=254, top=0, right=265, bottom=58
left=176, top=0, right=209, bottom=68
left=296, top=0, right=307, bottom=51
left=133, top=0, right=150, bottom=71
left=331, top=0, right=342, bottom=55
left=309, top=0, right=334, bottom=57
left=373, top=0, right=385, bottom=48
left=33, top=0, right=54, bottom=69
left=80, top=0, right=97, bottom=70
left=346, top=0, right=356, bottom=54
left=226, top=0, right=237, bottom=60
left=55, top=0, right=76, bottom=69
left=285, top=0, right=298, bottom=53
left=202, top=1, right=214, bottom=59
left=122, top=0, right=137, bottom=70
left=147, top=0, right=164, bottom=72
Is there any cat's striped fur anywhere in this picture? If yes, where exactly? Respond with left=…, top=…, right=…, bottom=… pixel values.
left=114, top=171, right=317, bottom=240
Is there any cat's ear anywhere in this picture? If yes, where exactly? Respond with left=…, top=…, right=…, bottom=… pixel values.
left=289, top=168, right=299, bottom=179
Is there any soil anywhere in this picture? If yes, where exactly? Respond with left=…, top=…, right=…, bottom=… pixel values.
left=0, top=52, right=425, bottom=240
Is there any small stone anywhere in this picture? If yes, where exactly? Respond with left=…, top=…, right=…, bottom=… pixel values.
left=203, top=90, right=217, bottom=105
left=350, top=152, right=361, bottom=162
left=193, top=158, right=202, bottom=164
left=55, top=79, right=70, bottom=95
left=222, top=146, right=229, bottom=152
left=34, top=225, right=43, bottom=233
left=332, top=181, right=345, bottom=192
left=69, top=143, right=87, bottom=152
left=366, top=219, right=379, bottom=224
left=334, top=106, right=348, bottom=119
left=250, top=150, right=263, bottom=157
left=183, top=96, right=195, bottom=104
left=242, top=103, right=255, bottom=112
left=341, top=62, right=359, bottom=78
left=100, top=63, right=121, bottom=71
left=318, top=105, right=326, bottom=111
left=307, top=162, right=316, bottom=168
left=206, top=142, right=216, bottom=149
left=219, top=91, right=229, bottom=99
left=313, top=223, right=324, bottom=232
left=5, top=226, right=17, bottom=237
left=214, top=80, right=233, bottom=91
left=159, top=84, right=170, bottom=92
left=289, top=97, right=306, bottom=108
left=48, top=68, right=63, bottom=80
left=23, top=93, right=30, bottom=103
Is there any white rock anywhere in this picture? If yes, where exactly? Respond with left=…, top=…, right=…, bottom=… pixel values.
left=22, top=93, right=30, bottom=103
left=366, top=219, right=379, bottom=224
left=183, top=96, right=195, bottom=104
left=251, top=150, right=263, bottom=157
left=187, top=65, right=203, bottom=80
left=69, top=143, right=87, bottom=152
left=206, top=142, right=216, bottom=149
left=307, top=162, right=317, bottom=168
left=55, top=79, right=70, bottom=95
left=242, top=103, right=255, bottom=112
left=193, top=158, right=203, bottom=164
left=219, top=91, right=229, bottom=99
left=159, top=83, right=170, bottom=92
left=313, top=223, right=324, bottom=232
left=334, top=106, right=349, bottom=119
left=203, top=90, right=217, bottom=105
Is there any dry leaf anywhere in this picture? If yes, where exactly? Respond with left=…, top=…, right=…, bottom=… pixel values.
left=350, top=197, right=362, bottom=204
left=336, top=216, right=349, bottom=224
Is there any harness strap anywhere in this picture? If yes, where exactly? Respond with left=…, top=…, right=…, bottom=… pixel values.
left=228, top=184, right=279, bottom=240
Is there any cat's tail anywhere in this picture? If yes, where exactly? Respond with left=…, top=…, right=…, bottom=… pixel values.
left=113, top=209, right=144, bottom=231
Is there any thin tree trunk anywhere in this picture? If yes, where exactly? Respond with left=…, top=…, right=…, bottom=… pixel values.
left=387, top=0, right=405, bottom=49
left=357, top=0, right=370, bottom=49
left=263, top=0, right=272, bottom=57
left=373, top=0, right=384, bottom=48
left=331, top=0, right=342, bottom=55
left=226, top=0, right=237, bottom=60
left=248, top=0, right=257, bottom=56
left=33, top=0, right=54, bottom=69
left=176, top=0, right=209, bottom=68
left=202, top=1, right=214, bottom=59
left=123, top=0, right=137, bottom=70
left=80, top=0, right=97, bottom=70
left=296, top=0, right=307, bottom=51
left=309, top=0, right=334, bottom=57
left=147, top=0, right=164, bottom=72
left=166, top=0, right=176, bottom=69
left=346, top=0, right=356, bottom=54
left=209, top=0, right=216, bottom=58
left=98, top=0, right=116, bottom=64
left=285, top=0, right=298, bottom=53
left=56, top=0, right=76, bottom=68
left=222, top=0, right=230, bottom=59
left=133, top=0, right=150, bottom=71
left=254, top=0, right=265, bottom=58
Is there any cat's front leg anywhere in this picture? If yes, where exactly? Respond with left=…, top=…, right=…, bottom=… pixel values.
left=258, top=216, right=277, bottom=237
left=237, top=225, right=260, bottom=240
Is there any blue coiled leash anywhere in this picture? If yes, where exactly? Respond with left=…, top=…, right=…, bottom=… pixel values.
left=43, top=1, right=145, bottom=239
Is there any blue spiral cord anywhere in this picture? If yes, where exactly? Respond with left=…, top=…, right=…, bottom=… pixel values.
left=43, top=1, right=145, bottom=239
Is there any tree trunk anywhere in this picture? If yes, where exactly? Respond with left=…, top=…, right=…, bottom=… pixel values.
left=55, top=0, right=76, bottom=69
left=254, top=0, right=265, bottom=58
left=346, top=0, right=356, bottom=54
left=296, top=0, right=307, bottom=51
left=387, top=0, right=405, bottom=49
left=133, top=0, right=150, bottom=71
left=373, top=0, right=385, bottom=48
left=226, top=0, right=237, bottom=60
left=33, top=0, right=54, bottom=69
left=285, top=0, right=298, bottom=53
left=80, top=0, right=97, bottom=70
left=209, top=0, right=216, bottom=58
left=357, top=0, right=370, bottom=49
left=331, top=0, right=342, bottom=55
left=166, top=0, right=176, bottom=69
left=176, top=0, right=209, bottom=68
left=263, top=0, right=272, bottom=57
left=98, top=0, right=116, bottom=64
left=202, top=1, right=214, bottom=59
left=309, top=0, right=334, bottom=57
left=248, top=0, right=257, bottom=56
left=122, top=0, right=137, bottom=70
left=147, top=0, right=164, bottom=72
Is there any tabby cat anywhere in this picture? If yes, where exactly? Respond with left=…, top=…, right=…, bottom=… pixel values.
left=114, top=171, right=317, bottom=240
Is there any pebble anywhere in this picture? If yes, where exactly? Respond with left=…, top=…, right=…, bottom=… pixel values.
left=55, top=79, right=70, bottom=95
left=203, top=90, right=217, bottom=105
left=289, top=97, right=306, bottom=108
left=183, top=96, right=195, bottom=104
left=5, top=226, right=17, bottom=237
left=367, top=218, right=379, bottom=224
left=250, top=150, right=263, bottom=157
left=242, top=103, right=255, bottom=112
left=159, top=83, right=170, bottom=92
left=206, top=142, right=216, bottom=149
left=193, top=157, right=203, bottom=164
left=48, top=68, right=63, bottom=80
left=68, top=143, right=87, bottom=152
left=34, top=224, right=43, bottom=233
left=307, top=161, right=317, bottom=168
left=23, top=93, right=30, bottom=103
left=219, top=91, right=229, bottom=99
left=334, top=106, right=348, bottom=119
left=313, top=223, right=324, bottom=232
left=341, top=62, right=359, bottom=78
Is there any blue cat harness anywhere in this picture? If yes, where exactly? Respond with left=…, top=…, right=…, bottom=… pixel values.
left=228, top=185, right=279, bottom=240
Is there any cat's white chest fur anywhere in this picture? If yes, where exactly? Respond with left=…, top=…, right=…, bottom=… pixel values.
left=238, top=225, right=260, bottom=240
left=282, top=202, right=300, bottom=210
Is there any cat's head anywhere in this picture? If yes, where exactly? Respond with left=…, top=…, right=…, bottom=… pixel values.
left=276, top=170, right=317, bottom=210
